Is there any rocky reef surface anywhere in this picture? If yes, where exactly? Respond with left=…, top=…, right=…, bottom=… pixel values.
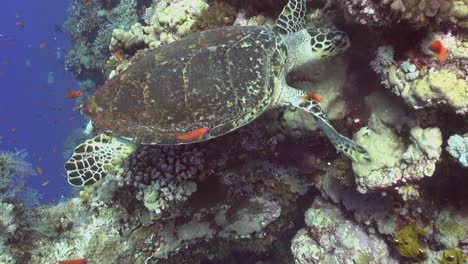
left=1, top=0, right=468, bottom=263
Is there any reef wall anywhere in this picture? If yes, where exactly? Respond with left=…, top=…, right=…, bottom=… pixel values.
left=1, top=0, right=467, bottom=263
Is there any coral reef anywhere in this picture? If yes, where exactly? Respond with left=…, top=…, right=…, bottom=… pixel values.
left=64, top=0, right=139, bottom=79
left=13, top=151, right=321, bottom=263
left=28, top=0, right=468, bottom=263
left=277, top=56, right=349, bottom=137
left=109, top=0, right=209, bottom=54
left=370, top=33, right=468, bottom=115
left=340, top=0, right=462, bottom=29
left=118, top=145, right=205, bottom=217
left=352, top=115, right=442, bottom=194
left=0, top=148, right=35, bottom=263
left=291, top=198, right=394, bottom=263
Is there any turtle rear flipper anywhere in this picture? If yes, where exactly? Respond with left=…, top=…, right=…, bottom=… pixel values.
left=65, top=134, right=136, bottom=186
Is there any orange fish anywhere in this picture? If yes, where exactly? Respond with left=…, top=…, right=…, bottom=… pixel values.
left=72, top=105, right=81, bottom=111
left=11, top=127, right=17, bottom=132
left=58, top=259, right=87, bottom=264
left=113, top=52, right=123, bottom=64
left=16, top=21, right=25, bottom=28
left=41, top=180, right=49, bottom=187
left=304, top=92, right=323, bottom=103
left=69, top=115, right=77, bottom=121
left=35, top=166, right=43, bottom=175
left=175, top=127, right=210, bottom=141
left=39, top=41, right=47, bottom=49
left=429, top=40, right=447, bottom=64
left=65, top=90, right=83, bottom=99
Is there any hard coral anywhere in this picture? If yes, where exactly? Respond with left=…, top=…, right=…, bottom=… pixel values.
left=291, top=198, right=393, bottom=264
left=371, top=35, right=468, bottom=114
left=119, top=145, right=205, bottom=215
left=446, top=134, right=468, bottom=167
left=352, top=116, right=442, bottom=194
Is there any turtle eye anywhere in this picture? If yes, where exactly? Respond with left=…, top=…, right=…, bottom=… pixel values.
left=330, top=32, right=350, bottom=51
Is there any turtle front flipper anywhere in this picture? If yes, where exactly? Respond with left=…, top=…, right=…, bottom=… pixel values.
left=313, top=113, right=371, bottom=163
left=64, top=134, right=136, bottom=186
left=281, top=88, right=371, bottom=163
left=274, top=0, right=306, bottom=34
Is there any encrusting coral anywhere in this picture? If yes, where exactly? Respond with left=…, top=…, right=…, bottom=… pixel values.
left=352, top=114, right=442, bottom=195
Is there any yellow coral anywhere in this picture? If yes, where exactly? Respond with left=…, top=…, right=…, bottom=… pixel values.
left=408, top=70, right=468, bottom=111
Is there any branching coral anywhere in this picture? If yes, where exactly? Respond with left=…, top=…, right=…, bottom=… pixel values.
left=118, top=145, right=205, bottom=216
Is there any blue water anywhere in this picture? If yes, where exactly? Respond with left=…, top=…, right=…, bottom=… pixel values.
left=0, top=1, right=84, bottom=204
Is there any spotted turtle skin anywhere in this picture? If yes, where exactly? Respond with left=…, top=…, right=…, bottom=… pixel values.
left=85, top=26, right=286, bottom=144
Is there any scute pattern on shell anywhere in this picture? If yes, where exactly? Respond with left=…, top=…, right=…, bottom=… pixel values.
left=84, top=26, right=285, bottom=145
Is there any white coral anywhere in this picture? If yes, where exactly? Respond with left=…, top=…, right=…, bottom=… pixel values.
left=447, top=134, right=468, bottom=167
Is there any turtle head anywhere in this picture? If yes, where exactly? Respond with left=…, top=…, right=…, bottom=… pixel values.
left=306, top=27, right=350, bottom=59
left=284, top=27, right=350, bottom=70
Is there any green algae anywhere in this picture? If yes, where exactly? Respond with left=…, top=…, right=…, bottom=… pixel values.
left=440, top=248, right=466, bottom=264
left=394, top=221, right=428, bottom=261
left=353, top=252, right=372, bottom=264
left=435, top=210, right=466, bottom=247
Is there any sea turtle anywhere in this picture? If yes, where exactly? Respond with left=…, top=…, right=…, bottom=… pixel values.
left=65, top=0, right=370, bottom=186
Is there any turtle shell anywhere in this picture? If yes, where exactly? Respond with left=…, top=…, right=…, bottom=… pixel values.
left=84, top=26, right=285, bottom=144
